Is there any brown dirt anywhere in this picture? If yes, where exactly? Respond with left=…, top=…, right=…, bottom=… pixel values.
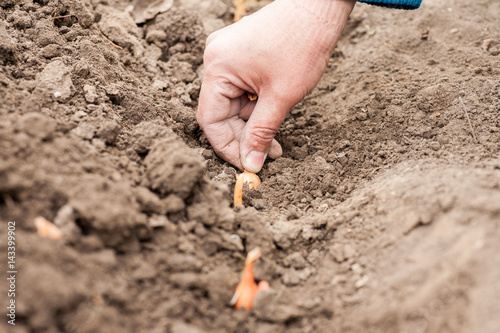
left=1, top=0, right=499, bottom=332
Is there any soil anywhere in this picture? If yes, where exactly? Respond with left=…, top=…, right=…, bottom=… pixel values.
left=1, top=0, right=499, bottom=332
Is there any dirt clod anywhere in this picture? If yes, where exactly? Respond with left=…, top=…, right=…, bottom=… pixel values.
left=1, top=0, right=499, bottom=332
left=144, top=138, right=205, bottom=198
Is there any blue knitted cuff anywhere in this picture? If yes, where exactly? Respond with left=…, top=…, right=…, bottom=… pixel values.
left=357, top=0, right=422, bottom=10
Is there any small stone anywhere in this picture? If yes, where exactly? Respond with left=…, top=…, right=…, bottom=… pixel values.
left=71, top=123, right=96, bottom=140
left=83, top=85, right=98, bottom=103
left=35, top=60, right=74, bottom=101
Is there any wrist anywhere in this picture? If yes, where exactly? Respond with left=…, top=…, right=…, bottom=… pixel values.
left=276, top=0, right=356, bottom=55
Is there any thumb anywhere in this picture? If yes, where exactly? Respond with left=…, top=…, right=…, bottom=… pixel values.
left=240, top=97, right=288, bottom=173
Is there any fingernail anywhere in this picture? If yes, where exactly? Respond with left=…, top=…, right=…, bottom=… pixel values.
left=243, top=151, right=266, bottom=173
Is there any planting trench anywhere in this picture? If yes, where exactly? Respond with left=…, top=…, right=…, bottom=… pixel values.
left=0, top=0, right=499, bottom=332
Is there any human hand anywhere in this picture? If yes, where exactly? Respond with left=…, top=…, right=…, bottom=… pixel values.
left=197, top=0, right=356, bottom=172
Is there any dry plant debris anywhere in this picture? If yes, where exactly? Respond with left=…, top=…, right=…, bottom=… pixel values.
left=234, top=0, right=263, bottom=22
left=420, top=29, right=430, bottom=40
left=481, top=38, right=493, bottom=52
left=233, top=170, right=261, bottom=206
left=234, top=0, right=246, bottom=22
left=458, top=96, right=479, bottom=143
left=230, top=247, right=270, bottom=310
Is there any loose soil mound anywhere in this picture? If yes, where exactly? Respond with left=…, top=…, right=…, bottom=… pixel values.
left=0, top=0, right=499, bottom=332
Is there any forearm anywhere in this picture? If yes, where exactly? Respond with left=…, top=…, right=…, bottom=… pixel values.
left=275, top=0, right=356, bottom=56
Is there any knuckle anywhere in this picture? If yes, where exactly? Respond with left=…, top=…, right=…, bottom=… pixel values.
left=203, top=44, right=217, bottom=64
left=205, top=31, right=218, bottom=46
left=203, top=38, right=224, bottom=65
left=249, top=126, right=277, bottom=146
left=196, top=108, right=213, bottom=130
left=214, top=78, right=241, bottom=97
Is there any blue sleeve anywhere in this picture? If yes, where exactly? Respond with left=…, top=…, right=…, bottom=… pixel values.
left=357, top=0, right=422, bottom=9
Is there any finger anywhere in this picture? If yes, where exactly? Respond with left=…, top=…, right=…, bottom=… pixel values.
left=238, top=97, right=283, bottom=158
left=239, top=96, right=289, bottom=172
left=268, top=139, right=282, bottom=159
left=198, top=77, right=246, bottom=168
left=238, top=97, right=257, bottom=121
